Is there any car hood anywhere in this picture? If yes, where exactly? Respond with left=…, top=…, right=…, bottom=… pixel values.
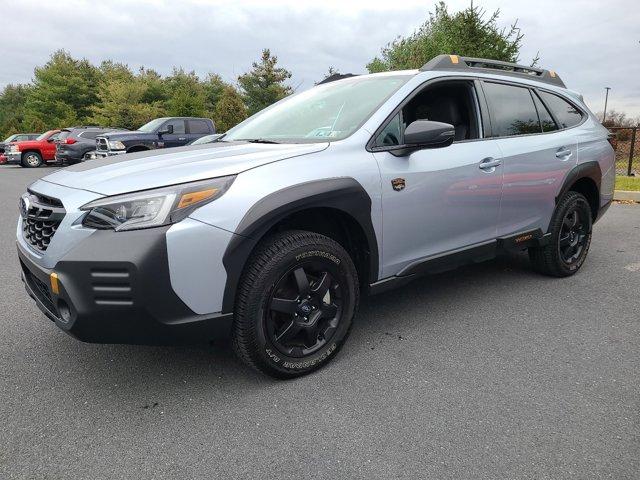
left=41, top=142, right=329, bottom=196
left=98, top=130, right=146, bottom=140
left=13, top=140, right=44, bottom=149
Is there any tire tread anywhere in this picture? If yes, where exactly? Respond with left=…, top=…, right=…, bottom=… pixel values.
left=232, top=230, right=358, bottom=378
left=528, top=191, right=592, bottom=277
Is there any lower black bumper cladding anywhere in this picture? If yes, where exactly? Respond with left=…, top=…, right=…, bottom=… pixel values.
left=17, top=227, right=232, bottom=345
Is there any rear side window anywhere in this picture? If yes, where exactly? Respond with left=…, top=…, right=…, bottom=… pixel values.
left=483, top=82, right=540, bottom=137
left=188, top=120, right=210, bottom=134
left=538, top=91, right=583, bottom=129
left=57, top=131, right=71, bottom=141
left=80, top=131, right=100, bottom=140
left=532, top=93, right=558, bottom=132
left=163, top=119, right=186, bottom=135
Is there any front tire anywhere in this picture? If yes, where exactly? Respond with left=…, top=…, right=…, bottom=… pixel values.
left=21, top=151, right=42, bottom=168
left=529, top=191, right=593, bottom=277
left=232, top=230, right=359, bottom=378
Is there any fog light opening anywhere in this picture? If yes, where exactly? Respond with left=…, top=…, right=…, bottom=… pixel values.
left=57, top=299, right=71, bottom=324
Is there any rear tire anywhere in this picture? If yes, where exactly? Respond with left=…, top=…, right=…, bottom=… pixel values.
left=528, top=191, right=593, bottom=277
left=232, top=230, right=359, bottom=378
left=21, top=151, right=42, bottom=168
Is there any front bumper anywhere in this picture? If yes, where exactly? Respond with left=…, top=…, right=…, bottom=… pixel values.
left=6, top=152, right=21, bottom=164
left=55, top=152, right=80, bottom=165
left=17, top=227, right=233, bottom=345
left=95, top=150, right=125, bottom=158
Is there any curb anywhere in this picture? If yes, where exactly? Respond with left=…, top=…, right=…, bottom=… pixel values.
left=614, top=190, right=640, bottom=202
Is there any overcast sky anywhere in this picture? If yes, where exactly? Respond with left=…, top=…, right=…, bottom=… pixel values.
left=1, top=0, right=638, bottom=117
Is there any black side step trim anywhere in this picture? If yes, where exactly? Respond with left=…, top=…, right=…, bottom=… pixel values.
left=370, top=230, right=550, bottom=296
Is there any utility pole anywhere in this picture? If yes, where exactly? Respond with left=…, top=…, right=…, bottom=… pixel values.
left=603, top=87, right=611, bottom=124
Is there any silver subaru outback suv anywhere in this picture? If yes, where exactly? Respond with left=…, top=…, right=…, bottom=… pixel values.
left=17, top=55, right=615, bottom=378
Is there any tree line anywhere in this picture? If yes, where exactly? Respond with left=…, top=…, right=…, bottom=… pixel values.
left=0, top=47, right=292, bottom=138
left=1, top=2, right=558, bottom=139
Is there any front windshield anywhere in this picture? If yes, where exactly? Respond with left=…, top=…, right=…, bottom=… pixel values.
left=138, top=118, right=166, bottom=133
left=3, top=134, right=17, bottom=143
left=224, top=74, right=412, bottom=143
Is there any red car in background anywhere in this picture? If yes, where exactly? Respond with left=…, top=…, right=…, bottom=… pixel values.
left=5, top=130, right=61, bottom=167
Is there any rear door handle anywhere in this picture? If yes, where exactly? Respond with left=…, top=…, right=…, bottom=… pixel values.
left=479, top=157, right=502, bottom=171
left=555, top=147, right=573, bottom=160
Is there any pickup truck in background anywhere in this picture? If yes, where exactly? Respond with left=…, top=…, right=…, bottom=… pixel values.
left=0, top=133, right=40, bottom=156
left=5, top=130, right=62, bottom=167
left=95, top=117, right=215, bottom=157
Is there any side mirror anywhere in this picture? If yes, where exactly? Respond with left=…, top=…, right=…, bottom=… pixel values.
left=47, top=138, right=55, bottom=143
left=390, top=120, right=455, bottom=156
left=405, top=120, right=455, bottom=148
left=158, top=124, right=174, bottom=135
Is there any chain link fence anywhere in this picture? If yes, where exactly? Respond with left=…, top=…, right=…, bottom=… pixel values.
left=608, top=126, right=638, bottom=176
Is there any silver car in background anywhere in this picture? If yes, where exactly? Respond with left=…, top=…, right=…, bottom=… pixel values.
left=16, top=55, right=614, bottom=378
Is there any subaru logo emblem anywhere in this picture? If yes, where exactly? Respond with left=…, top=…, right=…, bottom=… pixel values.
left=19, top=194, right=31, bottom=219
left=300, top=303, right=312, bottom=314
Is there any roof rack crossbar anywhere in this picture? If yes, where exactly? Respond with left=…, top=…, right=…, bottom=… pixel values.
left=419, top=54, right=566, bottom=88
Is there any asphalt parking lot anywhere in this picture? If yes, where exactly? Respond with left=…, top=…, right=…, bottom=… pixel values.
left=1, top=164, right=638, bottom=479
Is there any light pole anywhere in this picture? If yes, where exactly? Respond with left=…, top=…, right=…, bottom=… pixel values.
left=603, top=87, right=611, bottom=124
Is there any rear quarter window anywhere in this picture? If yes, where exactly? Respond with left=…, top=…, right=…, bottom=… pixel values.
left=80, top=131, right=100, bottom=140
left=538, top=91, right=583, bottom=129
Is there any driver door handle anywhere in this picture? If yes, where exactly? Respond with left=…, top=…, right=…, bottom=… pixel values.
left=479, top=157, right=502, bottom=170
left=178, top=137, right=187, bottom=141
left=555, top=147, right=573, bottom=160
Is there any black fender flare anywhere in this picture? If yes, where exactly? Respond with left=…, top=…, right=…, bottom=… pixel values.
left=551, top=160, right=602, bottom=231
left=556, top=161, right=601, bottom=203
left=221, top=177, right=379, bottom=313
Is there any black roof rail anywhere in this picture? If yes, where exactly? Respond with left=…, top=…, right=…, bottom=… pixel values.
left=317, top=73, right=358, bottom=85
left=419, top=54, right=566, bottom=88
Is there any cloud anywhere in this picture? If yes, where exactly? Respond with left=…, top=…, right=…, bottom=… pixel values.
left=0, top=0, right=638, bottom=116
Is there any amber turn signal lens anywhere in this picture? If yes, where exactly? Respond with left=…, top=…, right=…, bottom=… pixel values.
left=177, top=188, right=218, bottom=209
left=50, top=272, right=59, bottom=295
left=449, top=54, right=459, bottom=64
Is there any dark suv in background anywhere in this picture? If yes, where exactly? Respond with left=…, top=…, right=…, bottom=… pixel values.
left=56, top=126, right=126, bottom=165
left=95, top=117, right=215, bottom=157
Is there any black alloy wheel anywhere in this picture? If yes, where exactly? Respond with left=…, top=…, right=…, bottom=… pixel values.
left=266, top=262, right=343, bottom=358
left=558, top=207, right=589, bottom=265
left=232, top=230, right=359, bottom=378
left=529, top=191, right=593, bottom=277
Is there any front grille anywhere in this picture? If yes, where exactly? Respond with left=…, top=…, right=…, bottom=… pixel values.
left=96, top=137, right=108, bottom=152
left=21, top=192, right=65, bottom=251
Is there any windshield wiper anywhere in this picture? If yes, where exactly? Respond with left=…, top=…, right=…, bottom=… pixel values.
left=239, top=138, right=282, bottom=144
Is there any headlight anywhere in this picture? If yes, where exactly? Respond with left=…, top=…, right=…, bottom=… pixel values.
left=108, top=140, right=126, bottom=150
left=80, top=176, right=235, bottom=231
